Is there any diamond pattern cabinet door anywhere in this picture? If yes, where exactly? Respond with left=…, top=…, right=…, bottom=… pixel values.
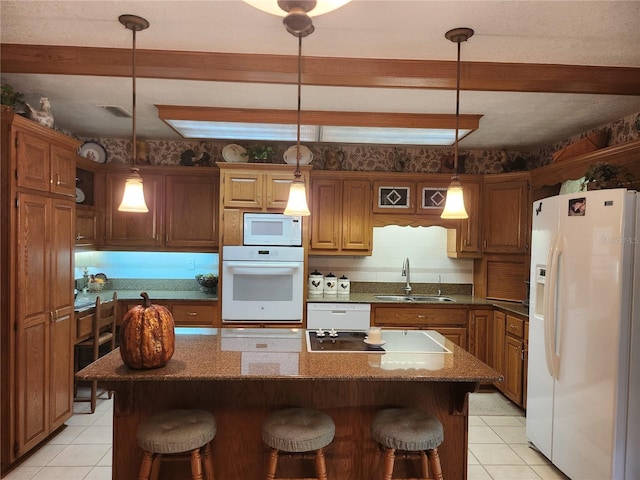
left=372, top=181, right=416, bottom=213
left=417, top=178, right=451, bottom=216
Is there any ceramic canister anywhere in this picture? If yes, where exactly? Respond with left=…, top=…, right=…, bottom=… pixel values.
left=338, top=275, right=350, bottom=295
left=308, top=270, right=324, bottom=295
left=324, top=272, right=337, bottom=295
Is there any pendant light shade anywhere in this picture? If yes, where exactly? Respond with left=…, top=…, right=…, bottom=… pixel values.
left=441, top=27, right=473, bottom=220
left=283, top=15, right=312, bottom=217
left=118, top=14, right=149, bottom=213
left=118, top=169, right=148, bottom=212
left=284, top=177, right=310, bottom=216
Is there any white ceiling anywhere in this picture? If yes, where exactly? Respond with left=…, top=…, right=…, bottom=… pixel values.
left=2, top=0, right=640, bottom=151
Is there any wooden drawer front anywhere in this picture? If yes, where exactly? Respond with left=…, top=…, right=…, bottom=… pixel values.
left=506, top=315, right=524, bottom=339
left=76, top=312, right=94, bottom=342
left=172, top=304, right=215, bottom=326
left=375, top=307, right=467, bottom=326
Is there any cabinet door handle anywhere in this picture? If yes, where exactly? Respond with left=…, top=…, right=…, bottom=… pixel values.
left=417, top=315, right=426, bottom=318
left=55, top=174, right=61, bottom=186
left=187, top=312, right=197, bottom=316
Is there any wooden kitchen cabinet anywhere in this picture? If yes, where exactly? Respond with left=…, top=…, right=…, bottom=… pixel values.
left=372, top=180, right=416, bottom=214
left=373, top=305, right=468, bottom=350
left=483, top=173, right=530, bottom=253
left=2, top=107, right=78, bottom=471
left=447, top=176, right=483, bottom=258
left=105, top=171, right=164, bottom=248
left=492, top=310, right=506, bottom=380
left=121, top=300, right=218, bottom=328
left=75, top=205, right=98, bottom=246
left=105, top=168, right=219, bottom=251
left=468, top=308, right=492, bottom=365
left=166, top=174, right=219, bottom=249
left=15, top=129, right=77, bottom=198
left=220, top=164, right=300, bottom=210
left=310, top=176, right=372, bottom=255
left=502, top=312, right=528, bottom=407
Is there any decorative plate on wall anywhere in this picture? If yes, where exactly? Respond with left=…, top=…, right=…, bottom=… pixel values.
left=283, top=145, right=313, bottom=165
left=75, top=187, right=85, bottom=203
left=222, top=144, right=248, bottom=163
left=79, top=141, right=107, bottom=163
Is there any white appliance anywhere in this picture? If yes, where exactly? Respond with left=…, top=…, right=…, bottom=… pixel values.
left=221, top=246, right=304, bottom=323
left=243, top=213, right=302, bottom=246
left=306, top=303, right=371, bottom=331
left=527, top=188, right=639, bottom=480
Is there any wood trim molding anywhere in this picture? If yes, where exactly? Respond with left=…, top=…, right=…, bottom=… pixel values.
left=2, top=43, right=639, bottom=95
left=530, top=138, right=640, bottom=189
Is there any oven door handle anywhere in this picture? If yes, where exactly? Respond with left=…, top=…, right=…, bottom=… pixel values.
left=224, top=261, right=302, bottom=275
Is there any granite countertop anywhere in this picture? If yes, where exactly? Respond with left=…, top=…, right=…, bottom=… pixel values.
left=76, top=328, right=501, bottom=384
left=74, top=289, right=217, bottom=312
left=307, top=293, right=529, bottom=316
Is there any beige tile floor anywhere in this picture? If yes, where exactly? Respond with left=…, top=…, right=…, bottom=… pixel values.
left=3, top=392, right=569, bottom=480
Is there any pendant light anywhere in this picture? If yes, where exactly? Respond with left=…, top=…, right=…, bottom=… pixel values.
left=441, top=27, right=474, bottom=220
left=282, top=2, right=314, bottom=217
left=118, top=14, right=150, bottom=213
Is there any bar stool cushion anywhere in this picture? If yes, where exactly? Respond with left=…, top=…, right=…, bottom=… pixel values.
left=137, top=409, right=217, bottom=455
left=262, top=407, right=335, bottom=453
left=371, top=408, right=444, bottom=451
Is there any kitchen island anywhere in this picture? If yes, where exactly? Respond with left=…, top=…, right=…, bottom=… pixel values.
left=76, top=328, right=500, bottom=479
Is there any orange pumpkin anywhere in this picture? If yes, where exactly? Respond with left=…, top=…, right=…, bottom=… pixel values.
left=119, top=292, right=175, bottom=369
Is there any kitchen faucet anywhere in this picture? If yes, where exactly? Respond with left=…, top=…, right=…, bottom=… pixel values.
left=402, top=258, right=412, bottom=294
left=437, top=274, right=442, bottom=296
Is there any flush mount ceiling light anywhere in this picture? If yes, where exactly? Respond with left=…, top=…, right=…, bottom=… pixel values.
left=117, top=14, right=150, bottom=213
left=158, top=106, right=480, bottom=146
left=441, top=27, right=474, bottom=220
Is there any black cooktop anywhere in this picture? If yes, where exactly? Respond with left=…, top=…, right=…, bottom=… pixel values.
left=306, top=330, right=385, bottom=352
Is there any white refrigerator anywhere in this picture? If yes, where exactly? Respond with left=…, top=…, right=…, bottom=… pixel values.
left=527, top=188, right=639, bottom=480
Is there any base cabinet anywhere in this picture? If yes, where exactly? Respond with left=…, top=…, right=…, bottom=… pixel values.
left=373, top=305, right=469, bottom=350
left=121, top=300, right=218, bottom=328
left=495, top=311, right=528, bottom=408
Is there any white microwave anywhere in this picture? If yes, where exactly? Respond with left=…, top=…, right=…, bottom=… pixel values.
left=243, top=213, right=302, bottom=246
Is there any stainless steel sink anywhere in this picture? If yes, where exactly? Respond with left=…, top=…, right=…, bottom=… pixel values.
left=374, top=295, right=456, bottom=302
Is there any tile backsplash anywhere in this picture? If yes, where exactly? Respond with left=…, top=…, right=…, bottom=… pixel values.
left=308, top=225, right=473, bottom=285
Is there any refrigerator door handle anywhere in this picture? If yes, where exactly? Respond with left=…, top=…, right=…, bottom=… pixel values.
left=544, top=233, right=561, bottom=379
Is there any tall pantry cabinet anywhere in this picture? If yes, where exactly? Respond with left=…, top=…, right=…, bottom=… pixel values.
left=1, top=107, right=77, bottom=473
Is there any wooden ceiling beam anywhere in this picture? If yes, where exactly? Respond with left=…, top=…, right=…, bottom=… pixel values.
left=2, top=43, right=639, bottom=96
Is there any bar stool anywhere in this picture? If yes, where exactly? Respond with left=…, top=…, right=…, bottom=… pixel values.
left=370, top=408, right=444, bottom=480
left=136, top=409, right=216, bottom=480
left=262, top=407, right=335, bottom=480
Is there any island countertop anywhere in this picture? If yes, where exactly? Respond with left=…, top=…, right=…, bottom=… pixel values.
left=76, top=328, right=501, bottom=384
left=77, top=328, right=500, bottom=479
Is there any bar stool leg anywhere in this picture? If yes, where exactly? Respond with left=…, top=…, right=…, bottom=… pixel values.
left=427, top=448, right=443, bottom=480
left=202, top=442, right=215, bottom=480
left=189, top=448, right=204, bottom=480
left=266, top=448, right=279, bottom=480
left=314, top=447, right=328, bottom=480
left=419, top=450, right=429, bottom=478
left=382, top=448, right=395, bottom=480
left=138, top=451, right=155, bottom=480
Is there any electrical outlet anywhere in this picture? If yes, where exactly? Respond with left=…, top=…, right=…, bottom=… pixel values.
left=186, top=259, right=195, bottom=270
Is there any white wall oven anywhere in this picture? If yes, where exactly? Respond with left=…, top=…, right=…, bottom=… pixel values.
left=222, top=246, right=304, bottom=323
